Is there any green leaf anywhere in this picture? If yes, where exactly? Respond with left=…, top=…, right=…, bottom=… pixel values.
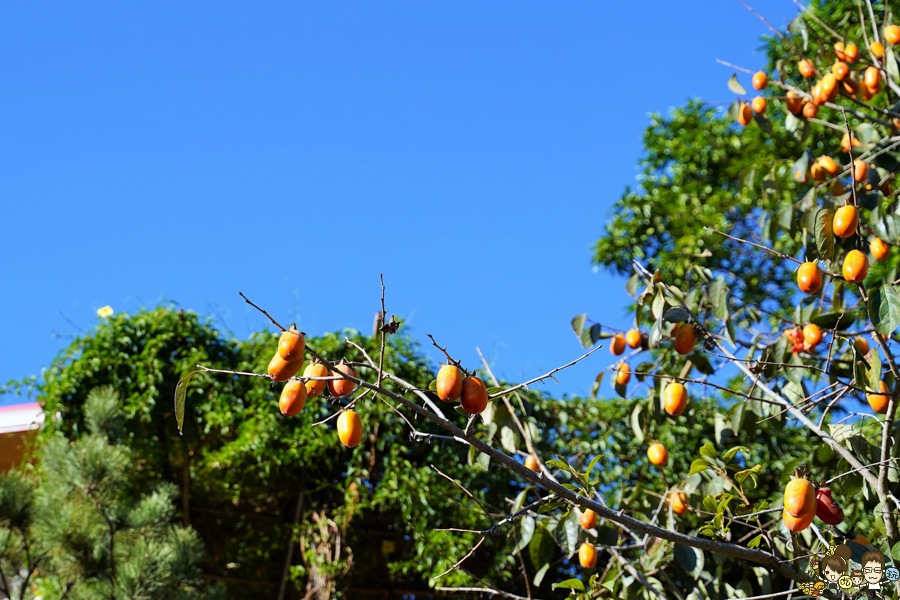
left=788, top=14, right=808, bottom=50
left=747, top=534, right=763, bottom=549
left=652, top=291, right=667, bottom=320
left=699, top=442, right=716, bottom=459
left=790, top=151, right=809, bottom=183
left=648, top=316, right=663, bottom=348
left=814, top=208, right=835, bottom=262
left=869, top=285, right=900, bottom=336
left=546, top=459, right=571, bottom=471
left=528, top=523, right=555, bottom=570
left=735, top=464, right=762, bottom=486
left=513, top=516, right=535, bottom=554
left=753, top=112, right=773, bottom=136
left=785, top=112, right=810, bottom=143
left=500, top=425, right=518, bottom=454
left=631, top=404, right=645, bottom=444
left=810, top=311, right=855, bottom=330
left=590, top=371, right=604, bottom=400
left=571, top=314, right=587, bottom=337
left=663, top=306, right=691, bottom=323
left=552, top=579, right=585, bottom=592
left=689, top=459, right=710, bottom=476
left=585, top=454, right=603, bottom=480
left=727, top=73, right=747, bottom=95
left=174, top=370, right=200, bottom=435
left=891, top=539, right=900, bottom=562
left=703, top=495, right=717, bottom=512
left=581, top=323, right=602, bottom=349
left=868, top=350, right=883, bottom=391
left=561, top=510, right=580, bottom=557
left=674, top=543, right=704, bottom=579
left=888, top=48, right=900, bottom=82
left=626, top=274, right=641, bottom=298
left=533, top=563, right=550, bottom=587
left=708, top=277, right=727, bottom=320
left=511, top=490, right=527, bottom=515
left=722, top=446, right=750, bottom=464
left=689, top=353, right=714, bottom=376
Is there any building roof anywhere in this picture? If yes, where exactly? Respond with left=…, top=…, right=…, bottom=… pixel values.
left=0, top=402, right=45, bottom=435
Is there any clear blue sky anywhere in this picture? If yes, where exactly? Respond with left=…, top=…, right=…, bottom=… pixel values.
left=1, top=1, right=797, bottom=404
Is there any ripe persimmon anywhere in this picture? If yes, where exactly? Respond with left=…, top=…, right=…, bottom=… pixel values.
left=738, top=103, right=753, bottom=126
left=786, top=91, right=803, bottom=115
left=832, top=61, right=849, bottom=80
left=752, top=71, right=768, bottom=90
left=810, top=162, right=826, bottom=182
left=799, top=59, right=815, bottom=77
left=822, top=73, right=838, bottom=100
left=436, top=364, right=464, bottom=402
left=303, top=362, right=329, bottom=397
left=842, top=76, right=861, bottom=97
left=279, top=380, right=307, bottom=417
left=610, top=334, right=626, bottom=356
left=784, top=477, right=816, bottom=519
left=816, top=487, right=845, bottom=525
left=803, top=323, right=822, bottom=348
left=674, top=323, right=695, bottom=355
left=845, top=43, right=859, bottom=63
left=664, top=382, right=688, bottom=417
left=886, top=25, right=900, bottom=45
left=647, top=443, right=668, bottom=467
left=525, top=454, right=540, bottom=471
left=865, top=66, right=882, bottom=91
left=833, top=205, right=859, bottom=238
left=461, top=375, right=489, bottom=414
left=854, top=159, right=869, bottom=182
left=834, top=42, right=847, bottom=61
left=855, top=336, right=871, bottom=355
left=337, top=410, right=363, bottom=448
left=871, top=41, right=885, bottom=58
left=841, top=132, right=861, bottom=152
left=578, top=542, right=597, bottom=568
left=268, top=353, right=305, bottom=382
left=580, top=509, right=597, bottom=529
left=872, top=238, right=890, bottom=260
left=668, top=491, right=688, bottom=515
left=626, top=329, right=642, bottom=349
left=328, top=362, right=358, bottom=397
left=867, top=380, right=891, bottom=414
left=803, top=101, right=819, bottom=118
left=812, top=81, right=827, bottom=106
left=616, top=363, right=631, bottom=386
left=783, top=507, right=814, bottom=532
left=752, top=96, right=766, bottom=114
left=278, top=324, right=305, bottom=362
left=818, top=156, right=839, bottom=177
left=843, top=249, right=869, bottom=283
left=797, top=262, right=823, bottom=294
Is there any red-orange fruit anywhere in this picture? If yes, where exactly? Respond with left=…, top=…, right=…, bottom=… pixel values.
left=871, top=41, right=885, bottom=58
left=841, top=132, right=861, bottom=152
left=796, top=262, right=823, bottom=294
left=460, top=375, right=489, bottom=414
left=752, top=96, right=766, bottom=114
left=786, top=91, right=803, bottom=115
left=783, top=507, right=814, bottom=532
left=647, top=443, right=668, bottom=467
left=525, top=455, right=540, bottom=472
left=854, top=159, right=869, bottom=182
left=835, top=42, right=847, bottom=61
left=810, top=162, right=826, bottom=182
left=664, top=382, right=688, bottom=417
left=752, top=71, right=768, bottom=90
left=803, top=323, right=822, bottom=348
left=842, top=249, right=869, bottom=283
left=279, top=380, right=307, bottom=417
left=812, top=81, right=827, bottom=106
left=610, top=334, right=626, bottom=356
left=668, top=491, right=688, bottom=515
left=832, top=61, right=849, bottom=80
left=802, top=101, right=819, bottom=118
left=580, top=509, right=597, bottom=529
left=738, top=103, right=753, bottom=126
left=674, top=323, right=696, bottom=355
left=833, top=205, right=859, bottom=238
left=784, top=477, right=816, bottom=519
left=816, top=487, right=845, bottom=525
left=278, top=325, right=305, bottom=362
left=303, top=362, right=329, bottom=397
left=845, top=43, right=859, bottom=63
left=886, top=25, right=900, bottom=45
left=578, top=543, right=597, bottom=568
left=818, top=156, right=839, bottom=177
left=862, top=80, right=877, bottom=101
left=616, top=363, right=631, bottom=386
left=865, top=66, right=882, bottom=91
left=328, top=363, right=358, bottom=397
left=822, top=73, right=838, bottom=100
left=436, top=364, right=464, bottom=402
left=867, top=380, right=891, bottom=414
left=337, top=410, right=363, bottom=448
left=872, top=238, right=890, bottom=260
left=268, top=353, right=305, bottom=382
left=625, top=329, right=642, bottom=349
left=855, top=336, right=871, bottom=355
left=842, top=76, right=861, bottom=97
left=799, top=59, right=815, bottom=77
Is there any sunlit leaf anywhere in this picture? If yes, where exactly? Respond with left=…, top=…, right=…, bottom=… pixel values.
left=869, top=285, right=900, bottom=336
left=174, top=370, right=200, bottom=435
left=727, top=73, right=747, bottom=95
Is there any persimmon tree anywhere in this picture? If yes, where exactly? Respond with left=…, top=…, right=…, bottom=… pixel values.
left=173, top=1, right=900, bottom=598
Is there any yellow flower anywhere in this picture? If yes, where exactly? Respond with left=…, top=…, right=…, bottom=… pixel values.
left=97, top=305, right=114, bottom=318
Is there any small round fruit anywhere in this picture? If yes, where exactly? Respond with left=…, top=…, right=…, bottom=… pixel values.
left=843, top=76, right=861, bottom=97
left=871, top=41, right=885, bottom=58
left=674, top=323, right=695, bottom=355
left=337, top=410, right=363, bottom=448
left=799, top=59, right=815, bottom=77
left=580, top=509, right=597, bottom=529
left=328, top=363, right=358, bottom=397
left=279, top=380, right=307, bottom=417
left=835, top=42, right=847, bottom=61
left=854, top=534, right=870, bottom=545
left=610, top=334, right=626, bottom=356
left=303, top=362, right=328, bottom=397
left=802, top=101, right=819, bottom=118
left=436, top=364, right=464, bottom=402
left=784, top=477, right=816, bottom=519
left=842, top=249, right=869, bottom=283
left=752, top=96, right=766, bottom=114
left=855, top=336, right=871, bottom=355
left=818, top=156, right=839, bottom=177
left=841, top=132, right=861, bottom=152
left=664, top=382, right=688, bottom=417
left=738, top=103, right=753, bottom=126
left=810, top=162, right=826, bottom=182
left=786, top=90, right=803, bottom=115
left=525, top=455, right=540, bottom=472
left=862, top=79, right=877, bottom=100
left=886, top=25, right=900, bottom=45
left=822, top=73, right=838, bottom=99
left=812, top=81, right=826, bottom=106
left=647, top=443, right=668, bottom=467
left=833, top=205, right=859, bottom=238
left=867, top=380, right=891, bottom=414
left=865, top=66, right=882, bottom=90
left=578, top=542, right=597, bottom=568
left=461, top=375, right=489, bottom=414
left=872, top=238, right=890, bottom=260
left=625, top=329, right=642, bottom=349
left=854, top=159, right=869, bottom=182
left=752, top=71, right=768, bottom=90
left=783, top=507, right=814, bottom=532
left=668, top=491, right=688, bottom=515
left=278, top=325, right=305, bottom=362
left=803, top=323, right=822, bottom=347
left=845, top=43, right=859, bottom=63
left=816, top=487, right=845, bottom=525
left=796, top=262, right=823, bottom=294
left=268, top=353, right=305, bottom=382
left=616, top=363, right=631, bottom=386
left=832, top=61, right=849, bottom=80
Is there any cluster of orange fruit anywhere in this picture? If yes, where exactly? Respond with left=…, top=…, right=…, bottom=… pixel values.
left=782, top=475, right=845, bottom=532
left=267, top=325, right=363, bottom=448
left=435, top=364, right=489, bottom=414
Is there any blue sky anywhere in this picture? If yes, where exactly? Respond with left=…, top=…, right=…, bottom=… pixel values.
left=1, top=1, right=797, bottom=404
